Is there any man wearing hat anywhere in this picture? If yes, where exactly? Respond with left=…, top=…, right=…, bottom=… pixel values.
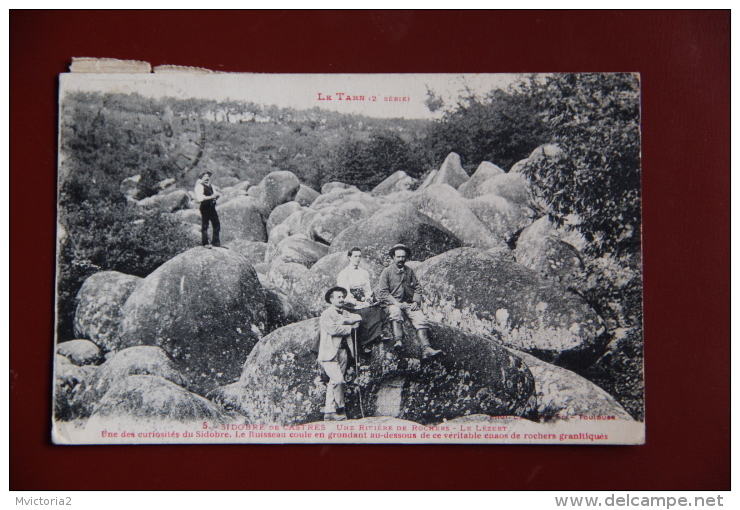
left=318, top=286, right=362, bottom=421
left=377, top=244, right=442, bottom=359
left=194, top=171, right=223, bottom=248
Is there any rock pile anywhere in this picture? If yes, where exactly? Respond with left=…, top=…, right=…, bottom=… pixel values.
left=58, top=151, right=633, bottom=428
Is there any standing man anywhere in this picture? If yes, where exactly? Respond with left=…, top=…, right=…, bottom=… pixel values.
left=194, top=171, right=222, bottom=248
left=319, top=286, right=362, bottom=421
left=377, top=244, right=442, bottom=359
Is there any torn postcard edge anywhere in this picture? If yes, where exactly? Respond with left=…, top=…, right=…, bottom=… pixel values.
left=70, top=57, right=152, bottom=73
left=53, top=69, right=644, bottom=445
left=70, top=57, right=214, bottom=74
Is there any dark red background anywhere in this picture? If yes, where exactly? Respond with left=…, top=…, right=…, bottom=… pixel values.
left=10, top=11, right=730, bottom=490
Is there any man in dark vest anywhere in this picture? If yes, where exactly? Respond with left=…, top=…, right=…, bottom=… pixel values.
left=377, top=243, right=442, bottom=359
left=194, top=171, right=223, bottom=248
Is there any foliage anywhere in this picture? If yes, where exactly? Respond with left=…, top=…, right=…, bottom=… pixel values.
left=580, top=253, right=643, bottom=329
left=325, top=131, right=428, bottom=191
left=425, top=85, right=552, bottom=172
left=583, top=326, right=644, bottom=421
left=57, top=93, right=199, bottom=341
left=60, top=92, right=188, bottom=199
left=56, top=202, right=193, bottom=342
left=522, top=73, right=641, bottom=258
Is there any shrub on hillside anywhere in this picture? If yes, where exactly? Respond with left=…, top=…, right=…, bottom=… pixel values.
left=325, top=132, right=427, bottom=191
left=425, top=85, right=552, bottom=172
left=522, top=73, right=641, bottom=259
left=56, top=202, right=193, bottom=342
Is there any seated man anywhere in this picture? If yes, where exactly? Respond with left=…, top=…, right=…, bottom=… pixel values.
left=318, top=286, right=362, bottom=421
left=377, top=244, right=442, bottom=360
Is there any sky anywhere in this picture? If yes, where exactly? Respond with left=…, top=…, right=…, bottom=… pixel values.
left=60, top=73, right=525, bottom=119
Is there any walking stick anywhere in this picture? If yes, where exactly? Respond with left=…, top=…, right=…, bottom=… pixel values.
left=352, top=328, right=365, bottom=418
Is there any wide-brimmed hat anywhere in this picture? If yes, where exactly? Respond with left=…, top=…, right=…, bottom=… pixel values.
left=198, top=171, right=213, bottom=179
left=388, top=243, right=412, bottom=258
left=324, top=286, right=348, bottom=303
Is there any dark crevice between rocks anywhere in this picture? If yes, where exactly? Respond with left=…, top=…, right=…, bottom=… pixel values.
left=310, top=231, right=332, bottom=247
left=506, top=226, right=525, bottom=251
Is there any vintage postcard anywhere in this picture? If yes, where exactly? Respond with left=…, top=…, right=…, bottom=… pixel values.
left=53, top=68, right=644, bottom=444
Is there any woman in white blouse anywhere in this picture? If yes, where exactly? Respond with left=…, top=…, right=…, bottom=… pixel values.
left=336, top=247, right=385, bottom=351
left=336, top=247, right=375, bottom=308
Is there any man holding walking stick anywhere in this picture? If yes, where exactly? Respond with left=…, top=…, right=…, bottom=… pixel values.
left=318, top=286, right=362, bottom=422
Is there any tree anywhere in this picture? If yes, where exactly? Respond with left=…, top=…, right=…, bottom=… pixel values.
left=326, top=132, right=426, bottom=191
left=522, top=73, right=641, bottom=258
left=56, top=201, right=193, bottom=342
left=56, top=92, right=195, bottom=341
left=425, top=84, right=552, bottom=172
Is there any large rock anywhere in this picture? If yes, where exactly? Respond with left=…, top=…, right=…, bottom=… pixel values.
left=527, top=143, right=565, bottom=166
left=363, top=322, right=534, bottom=424
left=74, top=271, right=142, bottom=352
left=233, top=180, right=252, bottom=193
left=262, top=284, right=312, bottom=332
left=214, top=176, right=240, bottom=188
left=477, top=173, right=532, bottom=205
left=329, top=202, right=463, bottom=266
left=294, top=251, right=386, bottom=315
left=57, top=340, right=104, bottom=366
left=55, top=356, right=95, bottom=392
left=266, top=201, right=303, bottom=232
left=410, top=184, right=505, bottom=249
left=207, top=318, right=326, bottom=425
left=332, top=200, right=375, bottom=222
left=208, top=320, right=534, bottom=426
left=508, top=158, right=529, bottom=174
left=311, top=189, right=381, bottom=212
left=468, top=193, right=535, bottom=244
left=247, top=170, right=301, bottom=216
left=415, top=248, right=606, bottom=367
left=228, top=239, right=268, bottom=266
left=431, top=152, right=469, bottom=189
left=280, top=208, right=323, bottom=238
left=136, top=189, right=190, bottom=212
left=219, top=180, right=251, bottom=203
left=215, top=195, right=267, bottom=243
left=118, top=248, right=267, bottom=394
left=515, top=218, right=585, bottom=287
left=510, top=144, right=566, bottom=175
left=85, top=375, right=228, bottom=430
left=509, top=348, right=633, bottom=422
left=372, top=171, right=417, bottom=196
left=174, top=208, right=202, bottom=226
left=54, top=356, right=96, bottom=421
left=268, top=234, right=328, bottom=269
left=73, top=346, right=189, bottom=417
left=384, top=190, right=416, bottom=204
left=458, top=161, right=506, bottom=198
left=321, top=181, right=358, bottom=194
left=295, top=184, right=320, bottom=207
left=266, top=262, right=310, bottom=295
left=417, top=169, right=438, bottom=192
left=308, top=211, right=355, bottom=245
left=517, top=215, right=588, bottom=252
left=266, top=222, right=292, bottom=252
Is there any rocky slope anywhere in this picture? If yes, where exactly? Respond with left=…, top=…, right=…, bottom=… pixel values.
left=55, top=149, right=638, bottom=427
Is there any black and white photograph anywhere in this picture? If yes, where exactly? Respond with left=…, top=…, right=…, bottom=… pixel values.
left=52, top=70, right=644, bottom=444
